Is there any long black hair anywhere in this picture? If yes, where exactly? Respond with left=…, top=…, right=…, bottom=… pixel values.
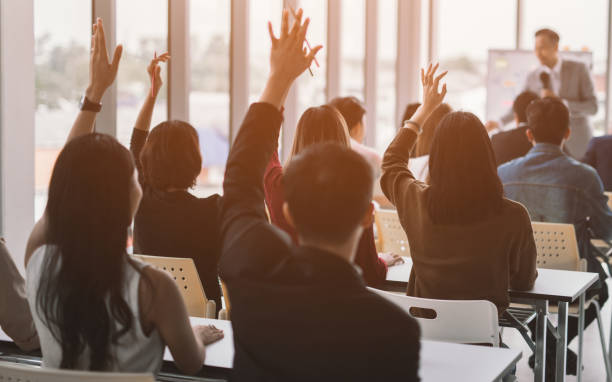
left=37, top=133, right=139, bottom=370
left=426, top=112, right=503, bottom=225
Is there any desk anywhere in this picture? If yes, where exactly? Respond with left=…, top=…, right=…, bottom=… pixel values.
left=3, top=319, right=520, bottom=381
left=163, top=317, right=234, bottom=368
left=384, top=257, right=599, bottom=382
left=162, top=319, right=521, bottom=382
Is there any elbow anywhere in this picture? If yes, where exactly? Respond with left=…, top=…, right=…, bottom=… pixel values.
left=178, top=351, right=205, bottom=376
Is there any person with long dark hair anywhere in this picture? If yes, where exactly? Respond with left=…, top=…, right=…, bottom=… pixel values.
left=24, top=18, right=222, bottom=373
left=380, top=63, right=538, bottom=316
left=129, top=53, right=223, bottom=314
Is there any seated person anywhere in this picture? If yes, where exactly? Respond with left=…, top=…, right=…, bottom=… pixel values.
left=130, top=55, right=222, bottom=313
left=406, top=103, right=452, bottom=182
left=24, top=18, right=223, bottom=373
left=220, top=10, right=420, bottom=381
left=491, top=91, right=539, bottom=166
left=265, top=105, right=402, bottom=287
left=583, top=135, right=612, bottom=191
left=381, top=63, right=538, bottom=317
left=498, top=97, right=612, bottom=376
left=328, top=96, right=393, bottom=207
left=0, top=238, right=39, bottom=351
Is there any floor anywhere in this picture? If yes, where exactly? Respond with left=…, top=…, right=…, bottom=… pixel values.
left=504, top=279, right=611, bottom=381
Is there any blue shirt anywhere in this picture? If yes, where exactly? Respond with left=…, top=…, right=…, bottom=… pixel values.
left=498, top=143, right=612, bottom=244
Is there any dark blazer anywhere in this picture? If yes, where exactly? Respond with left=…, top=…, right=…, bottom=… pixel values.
left=491, top=124, right=532, bottom=166
left=130, top=129, right=223, bottom=311
left=219, top=103, right=421, bottom=382
left=583, top=135, right=612, bottom=191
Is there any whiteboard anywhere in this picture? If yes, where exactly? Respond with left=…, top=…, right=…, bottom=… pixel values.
left=486, top=49, right=593, bottom=121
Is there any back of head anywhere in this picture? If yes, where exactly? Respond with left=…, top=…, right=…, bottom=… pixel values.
left=289, top=105, right=350, bottom=161
left=328, top=96, right=366, bottom=134
left=413, top=103, right=452, bottom=157
left=401, top=103, right=421, bottom=123
left=41, top=133, right=137, bottom=370
left=526, top=97, right=569, bottom=145
left=428, top=112, right=503, bottom=225
left=283, top=143, right=373, bottom=245
left=513, top=91, right=539, bottom=123
left=140, top=120, right=202, bottom=190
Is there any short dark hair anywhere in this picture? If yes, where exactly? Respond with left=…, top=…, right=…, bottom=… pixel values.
left=513, top=91, right=539, bottom=123
left=535, top=28, right=560, bottom=45
left=328, top=97, right=366, bottom=132
left=283, top=143, right=373, bottom=245
left=140, top=120, right=202, bottom=190
left=526, top=98, right=570, bottom=145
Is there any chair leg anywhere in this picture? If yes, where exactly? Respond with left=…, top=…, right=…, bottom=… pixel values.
left=593, top=301, right=612, bottom=382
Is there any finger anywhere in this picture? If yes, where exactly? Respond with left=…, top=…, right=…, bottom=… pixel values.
left=110, top=44, right=123, bottom=74
left=91, top=24, right=97, bottom=54
left=290, top=9, right=303, bottom=37
left=155, top=65, right=161, bottom=81
left=268, top=21, right=279, bottom=45
left=306, top=45, right=323, bottom=64
left=97, top=18, right=110, bottom=61
left=281, top=9, right=289, bottom=38
left=433, top=70, right=448, bottom=90
left=420, top=68, right=425, bottom=85
left=297, top=17, right=310, bottom=44
left=441, top=83, right=447, bottom=98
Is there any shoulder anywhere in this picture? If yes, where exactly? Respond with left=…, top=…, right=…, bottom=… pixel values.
left=564, top=59, right=590, bottom=74
left=498, top=156, right=525, bottom=177
left=501, top=198, right=531, bottom=220
left=360, top=290, right=420, bottom=333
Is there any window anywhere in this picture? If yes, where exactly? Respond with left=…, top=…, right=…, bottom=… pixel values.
left=436, top=0, right=517, bottom=120
left=190, top=0, right=231, bottom=197
left=297, top=0, right=328, bottom=116
left=521, top=0, right=609, bottom=135
left=340, top=0, right=365, bottom=99
left=249, top=0, right=283, bottom=103
left=375, top=0, right=397, bottom=154
left=116, top=0, right=168, bottom=146
left=34, top=0, right=91, bottom=220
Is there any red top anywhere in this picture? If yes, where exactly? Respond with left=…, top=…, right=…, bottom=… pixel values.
left=264, top=151, right=388, bottom=287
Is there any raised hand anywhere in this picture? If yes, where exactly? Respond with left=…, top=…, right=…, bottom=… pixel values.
left=268, top=9, right=322, bottom=83
left=148, top=52, right=170, bottom=99
left=420, top=63, right=447, bottom=114
left=86, top=18, right=123, bottom=103
left=259, top=9, right=323, bottom=109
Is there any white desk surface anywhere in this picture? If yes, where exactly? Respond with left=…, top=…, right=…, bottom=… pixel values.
left=386, top=257, right=598, bottom=302
left=162, top=317, right=234, bottom=369
left=2, top=318, right=519, bottom=381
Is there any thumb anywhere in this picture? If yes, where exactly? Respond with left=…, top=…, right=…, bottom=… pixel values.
left=111, top=44, right=123, bottom=74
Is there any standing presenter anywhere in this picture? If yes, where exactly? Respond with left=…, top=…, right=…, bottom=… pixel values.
left=487, top=29, right=597, bottom=158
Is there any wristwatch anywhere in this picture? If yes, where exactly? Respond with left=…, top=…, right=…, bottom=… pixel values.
left=402, top=120, right=422, bottom=134
left=79, top=95, right=102, bottom=112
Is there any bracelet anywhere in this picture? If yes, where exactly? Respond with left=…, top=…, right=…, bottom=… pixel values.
left=402, top=120, right=422, bottom=134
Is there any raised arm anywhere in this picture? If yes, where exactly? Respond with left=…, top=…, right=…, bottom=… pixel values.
left=380, top=64, right=447, bottom=207
left=219, top=9, right=321, bottom=274
left=67, top=18, right=122, bottom=142
left=130, top=53, right=169, bottom=184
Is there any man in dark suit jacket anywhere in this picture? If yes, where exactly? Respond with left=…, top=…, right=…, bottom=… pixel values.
left=583, top=135, right=612, bottom=191
left=218, top=12, right=420, bottom=382
left=491, top=91, right=539, bottom=166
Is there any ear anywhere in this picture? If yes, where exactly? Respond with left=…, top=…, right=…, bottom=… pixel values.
left=360, top=202, right=375, bottom=228
left=282, top=202, right=296, bottom=229
left=526, top=129, right=536, bottom=146
left=563, top=127, right=571, bottom=141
